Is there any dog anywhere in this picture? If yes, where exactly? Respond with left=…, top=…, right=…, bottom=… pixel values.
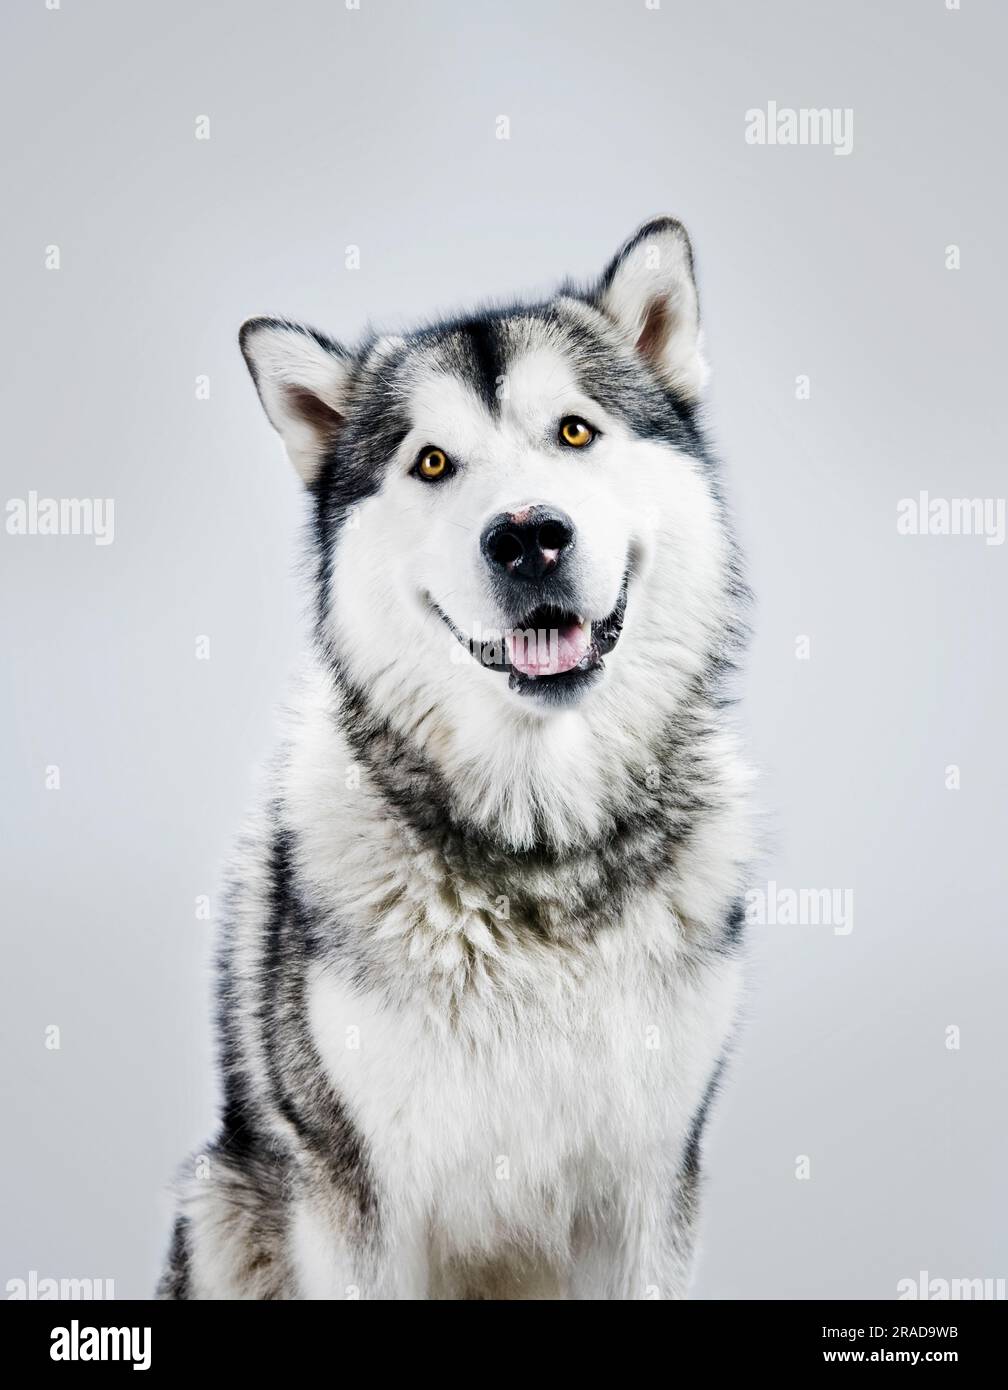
left=159, top=218, right=753, bottom=1300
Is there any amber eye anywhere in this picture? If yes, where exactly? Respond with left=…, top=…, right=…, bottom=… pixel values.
left=559, top=418, right=595, bottom=448
left=416, top=446, right=450, bottom=480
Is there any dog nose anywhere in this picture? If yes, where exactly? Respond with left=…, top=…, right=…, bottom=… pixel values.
left=480, top=506, right=576, bottom=582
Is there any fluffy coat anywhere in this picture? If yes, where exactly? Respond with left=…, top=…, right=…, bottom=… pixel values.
left=159, top=218, right=753, bottom=1300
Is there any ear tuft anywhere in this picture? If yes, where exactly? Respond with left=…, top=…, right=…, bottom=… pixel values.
left=596, top=217, right=707, bottom=402
left=239, top=317, right=352, bottom=486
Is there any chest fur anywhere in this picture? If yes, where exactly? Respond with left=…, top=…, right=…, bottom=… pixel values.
left=308, top=926, right=740, bottom=1247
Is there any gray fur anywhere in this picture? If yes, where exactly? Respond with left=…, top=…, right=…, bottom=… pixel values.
left=161, top=219, right=753, bottom=1300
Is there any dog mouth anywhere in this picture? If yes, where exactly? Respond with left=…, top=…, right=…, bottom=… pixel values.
left=428, top=574, right=629, bottom=699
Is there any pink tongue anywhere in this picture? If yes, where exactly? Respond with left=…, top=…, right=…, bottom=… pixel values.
left=506, top=619, right=590, bottom=677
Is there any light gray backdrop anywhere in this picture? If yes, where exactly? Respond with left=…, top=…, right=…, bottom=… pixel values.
left=2, top=0, right=1004, bottom=1300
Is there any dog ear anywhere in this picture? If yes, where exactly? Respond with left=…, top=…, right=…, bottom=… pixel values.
left=596, top=217, right=707, bottom=402
left=239, top=318, right=352, bottom=486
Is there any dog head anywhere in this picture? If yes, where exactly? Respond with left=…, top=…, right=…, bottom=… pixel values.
left=240, top=220, right=742, bottom=840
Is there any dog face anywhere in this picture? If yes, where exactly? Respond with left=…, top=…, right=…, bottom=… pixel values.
left=241, top=220, right=738, bottom=745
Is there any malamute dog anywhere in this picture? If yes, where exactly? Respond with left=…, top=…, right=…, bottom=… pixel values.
left=160, top=218, right=752, bottom=1300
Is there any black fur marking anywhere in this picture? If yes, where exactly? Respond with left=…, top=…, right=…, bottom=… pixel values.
left=665, top=1054, right=728, bottom=1258
left=207, top=817, right=380, bottom=1248
left=310, top=373, right=411, bottom=642
left=259, top=826, right=380, bottom=1225
left=682, top=1058, right=726, bottom=1183
left=330, top=660, right=723, bottom=950
left=215, top=870, right=263, bottom=1166
left=461, top=316, right=504, bottom=414
left=156, top=1216, right=191, bottom=1300
left=721, top=898, right=747, bottom=950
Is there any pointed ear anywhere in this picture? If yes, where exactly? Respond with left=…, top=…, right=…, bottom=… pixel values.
left=596, top=217, right=706, bottom=402
left=239, top=318, right=352, bottom=486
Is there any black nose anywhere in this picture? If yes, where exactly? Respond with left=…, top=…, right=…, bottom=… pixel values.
left=480, top=506, right=576, bottom=582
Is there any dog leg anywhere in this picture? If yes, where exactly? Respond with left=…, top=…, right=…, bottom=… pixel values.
left=160, top=1148, right=293, bottom=1299
left=290, top=1192, right=428, bottom=1300
left=570, top=1178, right=698, bottom=1300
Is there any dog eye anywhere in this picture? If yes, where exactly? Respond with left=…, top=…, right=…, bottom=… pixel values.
left=558, top=418, right=595, bottom=448
left=414, top=446, right=452, bottom=481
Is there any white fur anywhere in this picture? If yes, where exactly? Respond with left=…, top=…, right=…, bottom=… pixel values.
left=275, top=327, right=749, bottom=1297
left=328, top=336, right=731, bottom=850
left=170, top=224, right=754, bottom=1301
left=305, top=942, right=741, bottom=1299
left=598, top=220, right=708, bottom=400
left=240, top=320, right=351, bottom=484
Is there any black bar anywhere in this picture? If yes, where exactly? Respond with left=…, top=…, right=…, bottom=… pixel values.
left=1, top=1298, right=996, bottom=1376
